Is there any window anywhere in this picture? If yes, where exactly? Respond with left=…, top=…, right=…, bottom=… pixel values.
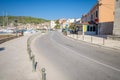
left=94, top=12, right=95, bottom=18
left=87, top=26, right=90, bottom=31
left=90, top=26, right=93, bottom=31
left=91, top=15, right=93, bottom=20
left=88, top=25, right=96, bottom=32
left=96, top=10, right=98, bottom=18
left=93, top=26, right=96, bottom=31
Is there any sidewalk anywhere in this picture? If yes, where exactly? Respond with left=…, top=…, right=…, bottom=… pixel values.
left=0, top=34, right=40, bottom=80
left=67, top=34, right=120, bottom=50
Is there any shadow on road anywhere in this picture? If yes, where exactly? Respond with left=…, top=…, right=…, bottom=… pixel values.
left=0, top=47, right=5, bottom=51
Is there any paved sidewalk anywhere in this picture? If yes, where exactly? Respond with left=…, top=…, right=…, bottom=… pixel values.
left=0, top=34, right=40, bottom=80
left=67, top=34, right=120, bottom=50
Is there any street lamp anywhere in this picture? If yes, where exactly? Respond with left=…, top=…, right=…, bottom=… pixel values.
left=14, top=19, right=18, bottom=37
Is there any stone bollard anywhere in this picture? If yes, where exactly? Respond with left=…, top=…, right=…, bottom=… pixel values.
left=28, top=47, right=32, bottom=60
left=41, top=68, right=46, bottom=80
left=32, top=55, right=36, bottom=71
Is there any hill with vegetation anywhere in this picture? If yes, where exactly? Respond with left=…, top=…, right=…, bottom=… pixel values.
left=0, top=16, right=49, bottom=26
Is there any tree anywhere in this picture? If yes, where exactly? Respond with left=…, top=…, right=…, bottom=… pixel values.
left=69, top=23, right=75, bottom=31
left=0, top=16, right=49, bottom=25
left=55, top=20, right=60, bottom=29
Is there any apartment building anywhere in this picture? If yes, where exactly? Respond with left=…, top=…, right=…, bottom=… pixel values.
left=81, top=0, right=115, bottom=35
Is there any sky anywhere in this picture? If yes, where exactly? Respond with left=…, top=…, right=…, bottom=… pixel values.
left=0, top=0, right=98, bottom=20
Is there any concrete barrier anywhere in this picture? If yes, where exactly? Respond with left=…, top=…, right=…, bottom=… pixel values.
left=104, top=39, right=120, bottom=49
left=92, top=36, right=105, bottom=45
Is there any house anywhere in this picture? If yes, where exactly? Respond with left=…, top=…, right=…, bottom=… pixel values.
left=59, top=18, right=67, bottom=29
left=50, top=20, right=56, bottom=29
left=81, top=0, right=115, bottom=35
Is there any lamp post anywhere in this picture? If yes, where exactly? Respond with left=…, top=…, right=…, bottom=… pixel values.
left=3, top=12, right=5, bottom=28
left=14, top=19, right=18, bottom=37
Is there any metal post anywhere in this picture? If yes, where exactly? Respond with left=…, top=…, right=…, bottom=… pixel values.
left=91, top=36, right=93, bottom=43
left=15, top=19, right=18, bottom=37
left=77, top=34, right=78, bottom=39
left=3, top=12, right=4, bottom=28
left=6, top=12, right=8, bottom=27
left=103, top=38, right=105, bottom=45
left=83, top=35, right=84, bottom=40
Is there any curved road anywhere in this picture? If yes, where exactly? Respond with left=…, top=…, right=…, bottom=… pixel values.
left=33, top=31, right=120, bottom=80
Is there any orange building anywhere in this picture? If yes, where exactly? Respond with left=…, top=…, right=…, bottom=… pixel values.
left=81, top=0, right=115, bottom=35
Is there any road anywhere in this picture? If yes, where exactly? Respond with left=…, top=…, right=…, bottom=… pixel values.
left=33, top=31, right=120, bottom=80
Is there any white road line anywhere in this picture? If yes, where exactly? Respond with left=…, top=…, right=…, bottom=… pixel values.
left=51, top=35, right=120, bottom=72
left=77, top=53, right=120, bottom=72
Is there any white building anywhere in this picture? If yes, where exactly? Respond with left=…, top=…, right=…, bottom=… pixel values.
left=59, top=18, right=81, bottom=29
left=67, top=18, right=75, bottom=23
left=50, top=20, right=56, bottom=29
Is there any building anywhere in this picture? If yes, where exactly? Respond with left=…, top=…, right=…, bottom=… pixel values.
left=81, top=0, right=115, bottom=35
left=59, top=18, right=66, bottom=29
left=113, top=0, right=120, bottom=36
left=41, top=22, right=50, bottom=30
left=59, top=18, right=77, bottom=29
left=50, top=20, right=56, bottom=29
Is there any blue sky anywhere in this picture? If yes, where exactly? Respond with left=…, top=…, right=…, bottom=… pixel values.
left=0, top=0, right=97, bottom=20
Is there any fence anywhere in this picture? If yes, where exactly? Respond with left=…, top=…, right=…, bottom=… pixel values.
left=67, top=34, right=120, bottom=50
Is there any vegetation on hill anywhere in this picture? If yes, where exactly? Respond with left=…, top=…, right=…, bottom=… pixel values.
left=0, top=16, right=49, bottom=26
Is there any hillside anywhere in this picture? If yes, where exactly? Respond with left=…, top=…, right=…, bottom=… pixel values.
left=0, top=16, right=49, bottom=26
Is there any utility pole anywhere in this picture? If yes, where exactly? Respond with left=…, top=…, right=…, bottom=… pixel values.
left=6, top=12, right=8, bottom=27
left=14, top=19, right=18, bottom=37
left=3, top=11, right=4, bottom=28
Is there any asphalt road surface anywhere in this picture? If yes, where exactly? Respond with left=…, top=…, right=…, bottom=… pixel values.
left=33, top=31, right=120, bottom=80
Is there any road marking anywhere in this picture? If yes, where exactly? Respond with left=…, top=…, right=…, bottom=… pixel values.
left=51, top=36, right=120, bottom=72
left=77, top=53, right=120, bottom=72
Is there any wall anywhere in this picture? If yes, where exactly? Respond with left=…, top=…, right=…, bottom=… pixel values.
left=99, top=0, right=115, bottom=22
left=67, top=34, right=120, bottom=50
left=113, top=0, right=120, bottom=35
left=99, top=22, right=113, bottom=35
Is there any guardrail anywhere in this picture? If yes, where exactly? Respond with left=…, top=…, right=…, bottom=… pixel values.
left=27, top=32, right=47, bottom=80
